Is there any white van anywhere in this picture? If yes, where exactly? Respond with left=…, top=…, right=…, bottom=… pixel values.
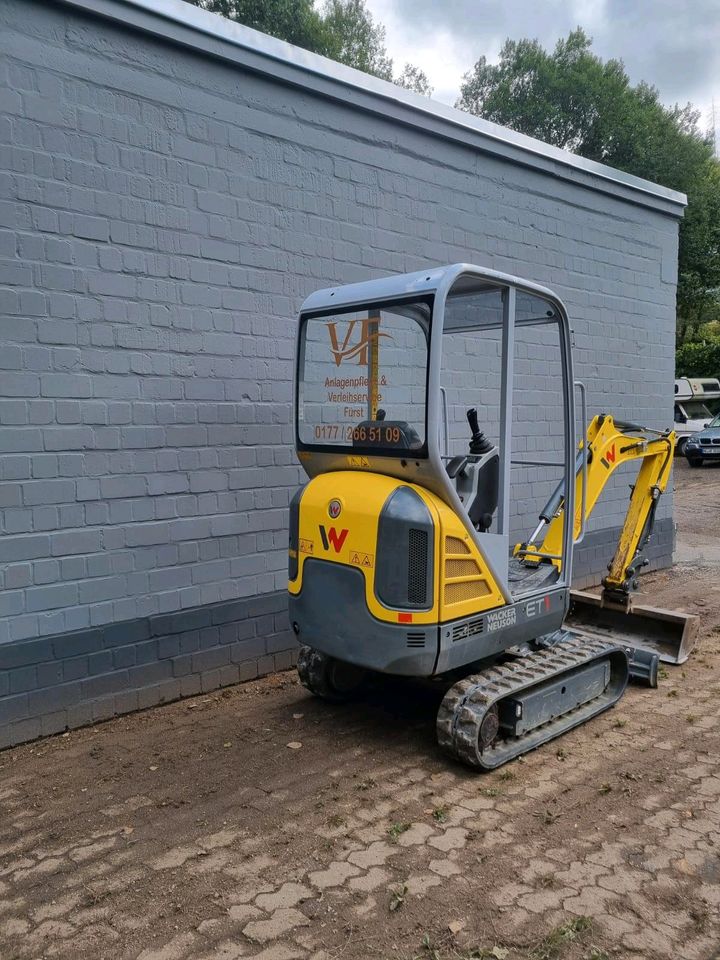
left=674, top=377, right=720, bottom=455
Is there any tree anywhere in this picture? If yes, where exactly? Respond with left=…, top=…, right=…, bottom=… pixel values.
left=394, top=64, right=433, bottom=97
left=321, top=0, right=393, bottom=79
left=185, top=0, right=431, bottom=94
left=456, top=30, right=711, bottom=185
left=457, top=29, right=720, bottom=344
left=186, top=0, right=327, bottom=53
left=677, top=161, right=720, bottom=343
left=457, top=31, right=630, bottom=155
left=676, top=340, right=720, bottom=378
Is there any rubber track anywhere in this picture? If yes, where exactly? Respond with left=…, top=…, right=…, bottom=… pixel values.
left=297, top=645, right=364, bottom=702
left=297, top=645, right=336, bottom=699
left=436, top=634, right=628, bottom=770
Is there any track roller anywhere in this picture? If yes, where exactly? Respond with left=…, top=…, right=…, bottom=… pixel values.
left=297, top=645, right=367, bottom=701
left=436, top=634, right=629, bottom=770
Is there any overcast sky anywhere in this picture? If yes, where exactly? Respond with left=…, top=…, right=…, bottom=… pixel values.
left=365, top=0, right=720, bottom=145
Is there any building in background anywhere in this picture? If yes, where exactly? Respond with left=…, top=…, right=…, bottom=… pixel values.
left=0, top=0, right=686, bottom=746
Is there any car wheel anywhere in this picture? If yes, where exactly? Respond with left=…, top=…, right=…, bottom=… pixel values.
left=688, top=458, right=703, bottom=468
left=676, top=438, right=687, bottom=456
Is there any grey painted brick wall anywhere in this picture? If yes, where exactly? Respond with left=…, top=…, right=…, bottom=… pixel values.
left=0, top=0, right=681, bottom=746
left=0, top=589, right=295, bottom=749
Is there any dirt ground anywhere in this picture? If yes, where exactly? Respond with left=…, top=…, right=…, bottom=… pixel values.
left=2, top=460, right=720, bottom=960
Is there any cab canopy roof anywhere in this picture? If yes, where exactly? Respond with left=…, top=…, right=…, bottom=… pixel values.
left=299, top=264, right=565, bottom=331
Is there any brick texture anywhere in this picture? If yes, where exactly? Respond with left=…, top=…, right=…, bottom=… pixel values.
left=0, top=589, right=296, bottom=749
left=0, top=0, right=678, bottom=745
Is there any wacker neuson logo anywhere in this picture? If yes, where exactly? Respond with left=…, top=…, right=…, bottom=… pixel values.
left=485, top=607, right=517, bottom=632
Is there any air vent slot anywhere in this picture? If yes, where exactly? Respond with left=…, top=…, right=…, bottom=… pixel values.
left=446, top=558, right=479, bottom=578
left=406, top=631, right=426, bottom=648
left=445, top=580, right=491, bottom=605
left=445, top=535, right=470, bottom=555
left=407, top=528, right=428, bottom=604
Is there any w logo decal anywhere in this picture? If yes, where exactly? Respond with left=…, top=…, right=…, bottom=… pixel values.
left=319, top=525, right=349, bottom=553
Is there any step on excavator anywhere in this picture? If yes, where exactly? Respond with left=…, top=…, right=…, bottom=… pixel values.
left=288, top=264, right=697, bottom=769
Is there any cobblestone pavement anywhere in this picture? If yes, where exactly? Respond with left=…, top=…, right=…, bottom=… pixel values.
left=1, top=462, right=720, bottom=960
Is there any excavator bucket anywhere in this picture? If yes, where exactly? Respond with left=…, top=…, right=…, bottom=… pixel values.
left=566, top=590, right=698, bottom=667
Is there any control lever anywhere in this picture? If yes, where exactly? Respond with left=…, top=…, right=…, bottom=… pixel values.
left=466, top=408, right=493, bottom=455
left=445, top=455, right=469, bottom=479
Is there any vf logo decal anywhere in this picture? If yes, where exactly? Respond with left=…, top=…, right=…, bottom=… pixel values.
left=325, top=318, right=392, bottom=367
left=318, top=525, right=349, bottom=553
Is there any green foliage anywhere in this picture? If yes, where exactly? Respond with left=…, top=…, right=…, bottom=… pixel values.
left=456, top=29, right=720, bottom=348
left=388, top=821, right=411, bottom=840
left=389, top=881, right=408, bottom=911
left=321, top=0, right=392, bottom=78
left=677, top=160, right=720, bottom=344
left=188, top=0, right=326, bottom=52
left=457, top=30, right=629, bottom=156
left=675, top=340, right=720, bottom=378
left=531, top=916, right=593, bottom=959
left=185, top=0, right=431, bottom=93
left=412, top=938, right=508, bottom=960
left=394, top=64, right=433, bottom=96
left=456, top=29, right=710, bottom=186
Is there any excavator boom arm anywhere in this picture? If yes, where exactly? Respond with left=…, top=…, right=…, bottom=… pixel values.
left=519, top=415, right=675, bottom=603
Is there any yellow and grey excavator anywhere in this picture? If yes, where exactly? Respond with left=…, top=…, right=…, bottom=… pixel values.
left=288, top=264, right=696, bottom=769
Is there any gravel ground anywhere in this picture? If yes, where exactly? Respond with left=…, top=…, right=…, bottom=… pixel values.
left=1, top=458, right=720, bottom=960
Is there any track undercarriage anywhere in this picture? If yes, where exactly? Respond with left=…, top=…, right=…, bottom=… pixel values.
left=297, top=635, right=630, bottom=771
left=436, top=635, right=628, bottom=769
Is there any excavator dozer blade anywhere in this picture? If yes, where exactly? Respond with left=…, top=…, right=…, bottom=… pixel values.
left=566, top=590, right=698, bottom=666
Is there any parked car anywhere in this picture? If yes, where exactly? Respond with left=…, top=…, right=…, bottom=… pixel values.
left=684, top=412, right=720, bottom=467
left=674, top=377, right=720, bottom=456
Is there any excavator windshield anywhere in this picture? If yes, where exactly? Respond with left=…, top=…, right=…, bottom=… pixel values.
left=297, top=297, right=432, bottom=457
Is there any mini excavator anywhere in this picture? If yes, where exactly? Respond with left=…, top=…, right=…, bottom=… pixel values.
left=288, top=264, right=697, bottom=769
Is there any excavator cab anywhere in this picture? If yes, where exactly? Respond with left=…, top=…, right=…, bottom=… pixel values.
left=289, top=264, right=695, bottom=769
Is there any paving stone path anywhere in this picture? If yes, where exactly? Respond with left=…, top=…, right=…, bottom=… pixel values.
left=1, top=640, right=720, bottom=960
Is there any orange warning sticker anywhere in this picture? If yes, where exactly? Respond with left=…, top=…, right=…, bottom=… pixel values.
left=299, top=539, right=314, bottom=555
left=349, top=550, right=374, bottom=569
left=347, top=455, right=370, bottom=467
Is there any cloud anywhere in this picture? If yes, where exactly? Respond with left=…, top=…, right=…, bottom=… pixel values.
left=367, top=0, right=720, bottom=130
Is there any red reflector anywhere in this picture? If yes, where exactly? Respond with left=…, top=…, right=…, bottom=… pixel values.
left=398, top=612, right=413, bottom=623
